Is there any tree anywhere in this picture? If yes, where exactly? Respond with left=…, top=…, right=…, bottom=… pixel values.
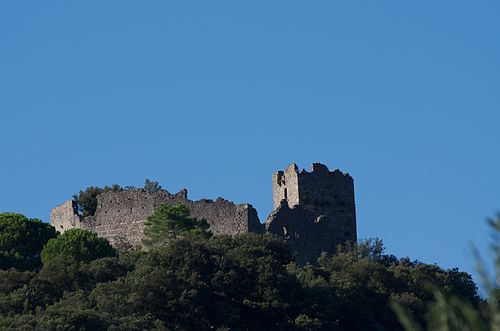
left=41, top=229, right=115, bottom=264
left=142, top=204, right=211, bottom=248
left=0, top=269, right=34, bottom=294
left=91, top=233, right=299, bottom=330
left=73, top=186, right=103, bottom=217
left=206, top=234, right=300, bottom=330
left=144, top=179, right=162, bottom=193
left=392, top=214, right=500, bottom=330
left=0, top=213, right=57, bottom=271
left=73, top=184, right=123, bottom=217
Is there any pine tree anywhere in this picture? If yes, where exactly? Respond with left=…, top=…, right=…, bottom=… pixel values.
left=142, top=204, right=211, bottom=248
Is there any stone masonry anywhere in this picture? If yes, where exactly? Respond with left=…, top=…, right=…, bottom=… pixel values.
left=51, top=163, right=356, bottom=264
left=265, top=163, right=357, bottom=264
left=51, top=189, right=263, bottom=247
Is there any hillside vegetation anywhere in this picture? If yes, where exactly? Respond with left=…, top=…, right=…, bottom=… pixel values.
left=0, top=207, right=498, bottom=330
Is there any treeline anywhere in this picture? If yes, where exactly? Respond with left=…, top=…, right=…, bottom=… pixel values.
left=0, top=208, right=497, bottom=330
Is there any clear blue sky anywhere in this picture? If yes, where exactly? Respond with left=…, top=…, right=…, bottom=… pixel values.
left=1, top=1, right=499, bottom=280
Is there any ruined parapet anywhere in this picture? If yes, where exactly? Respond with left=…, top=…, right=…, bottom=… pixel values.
left=272, top=162, right=356, bottom=242
left=187, top=197, right=262, bottom=235
left=51, top=188, right=263, bottom=247
left=268, top=163, right=357, bottom=264
left=50, top=200, right=82, bottom=233
left=272, top=163, right=300, bottom=209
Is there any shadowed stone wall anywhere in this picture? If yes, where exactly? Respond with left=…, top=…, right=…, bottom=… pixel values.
left=267, top=163, right=357, bottom=264
left=52, top=189, right=263, bottom=247
left=265, top=202, right=333, bottom=265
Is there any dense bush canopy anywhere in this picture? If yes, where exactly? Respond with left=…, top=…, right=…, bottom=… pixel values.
left=0, top=231, right=481, bottom=330
left=0, top=209, right=493, bottom=330
left=0, top=213, right=56, bottom=271
left=41, top=228, right=116, bottom=264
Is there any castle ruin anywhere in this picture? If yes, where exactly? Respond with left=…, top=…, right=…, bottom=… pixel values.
left=265, top=163, right=357, bottom=264
left=51, top=163, right=356, bottom=264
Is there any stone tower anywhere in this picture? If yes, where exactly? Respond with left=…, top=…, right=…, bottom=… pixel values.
left=266, top=163, right=357, bottom=264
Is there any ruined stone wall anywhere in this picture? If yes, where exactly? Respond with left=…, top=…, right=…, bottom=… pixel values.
left=266, top=202, right=337, bottom=265
left=272, top=163, right=300, bottom=209
left=51, top=189, right=263, bottom=247
left=298, top=163, right=357, bottom=244
left=50, top=200, right=82, bottom=233
left=187, top=197, right=262, bottom=235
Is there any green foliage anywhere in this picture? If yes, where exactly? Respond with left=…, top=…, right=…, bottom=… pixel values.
left=36, top=291, right=108, bottom=331
left=304, top=238, right=480, bottom=330
left=41, top=229, right=116, bottom=264
left=73, top=181, right=164, bottom=217
left=91, top=234, right=299, bottom=330
left=0, top=254, right=132, bottom=330
left=0, top=313, right=37, bottom=330
left=73, top=184, right=123, bottom=217
left=392, top=288, right=489, bottom=331
left=0, top=210, right=485, bottom=331
left=0, top=269, right=34, bottom=295
left=142, top=203, right=211, bottom=248
left=0, top=213, right=56, bottom=271
left=144, top=178, right=162, bottom=193
left=392, top=214, right=500, bottom=331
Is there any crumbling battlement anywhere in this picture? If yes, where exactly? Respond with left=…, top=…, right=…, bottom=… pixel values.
left=51, top=162, right=357, bottom=264
left=51, top=200, right=82, bottom=232
left=52, top=189, right=263, bottom=247
left=266, top=163, right=357, bottom=263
